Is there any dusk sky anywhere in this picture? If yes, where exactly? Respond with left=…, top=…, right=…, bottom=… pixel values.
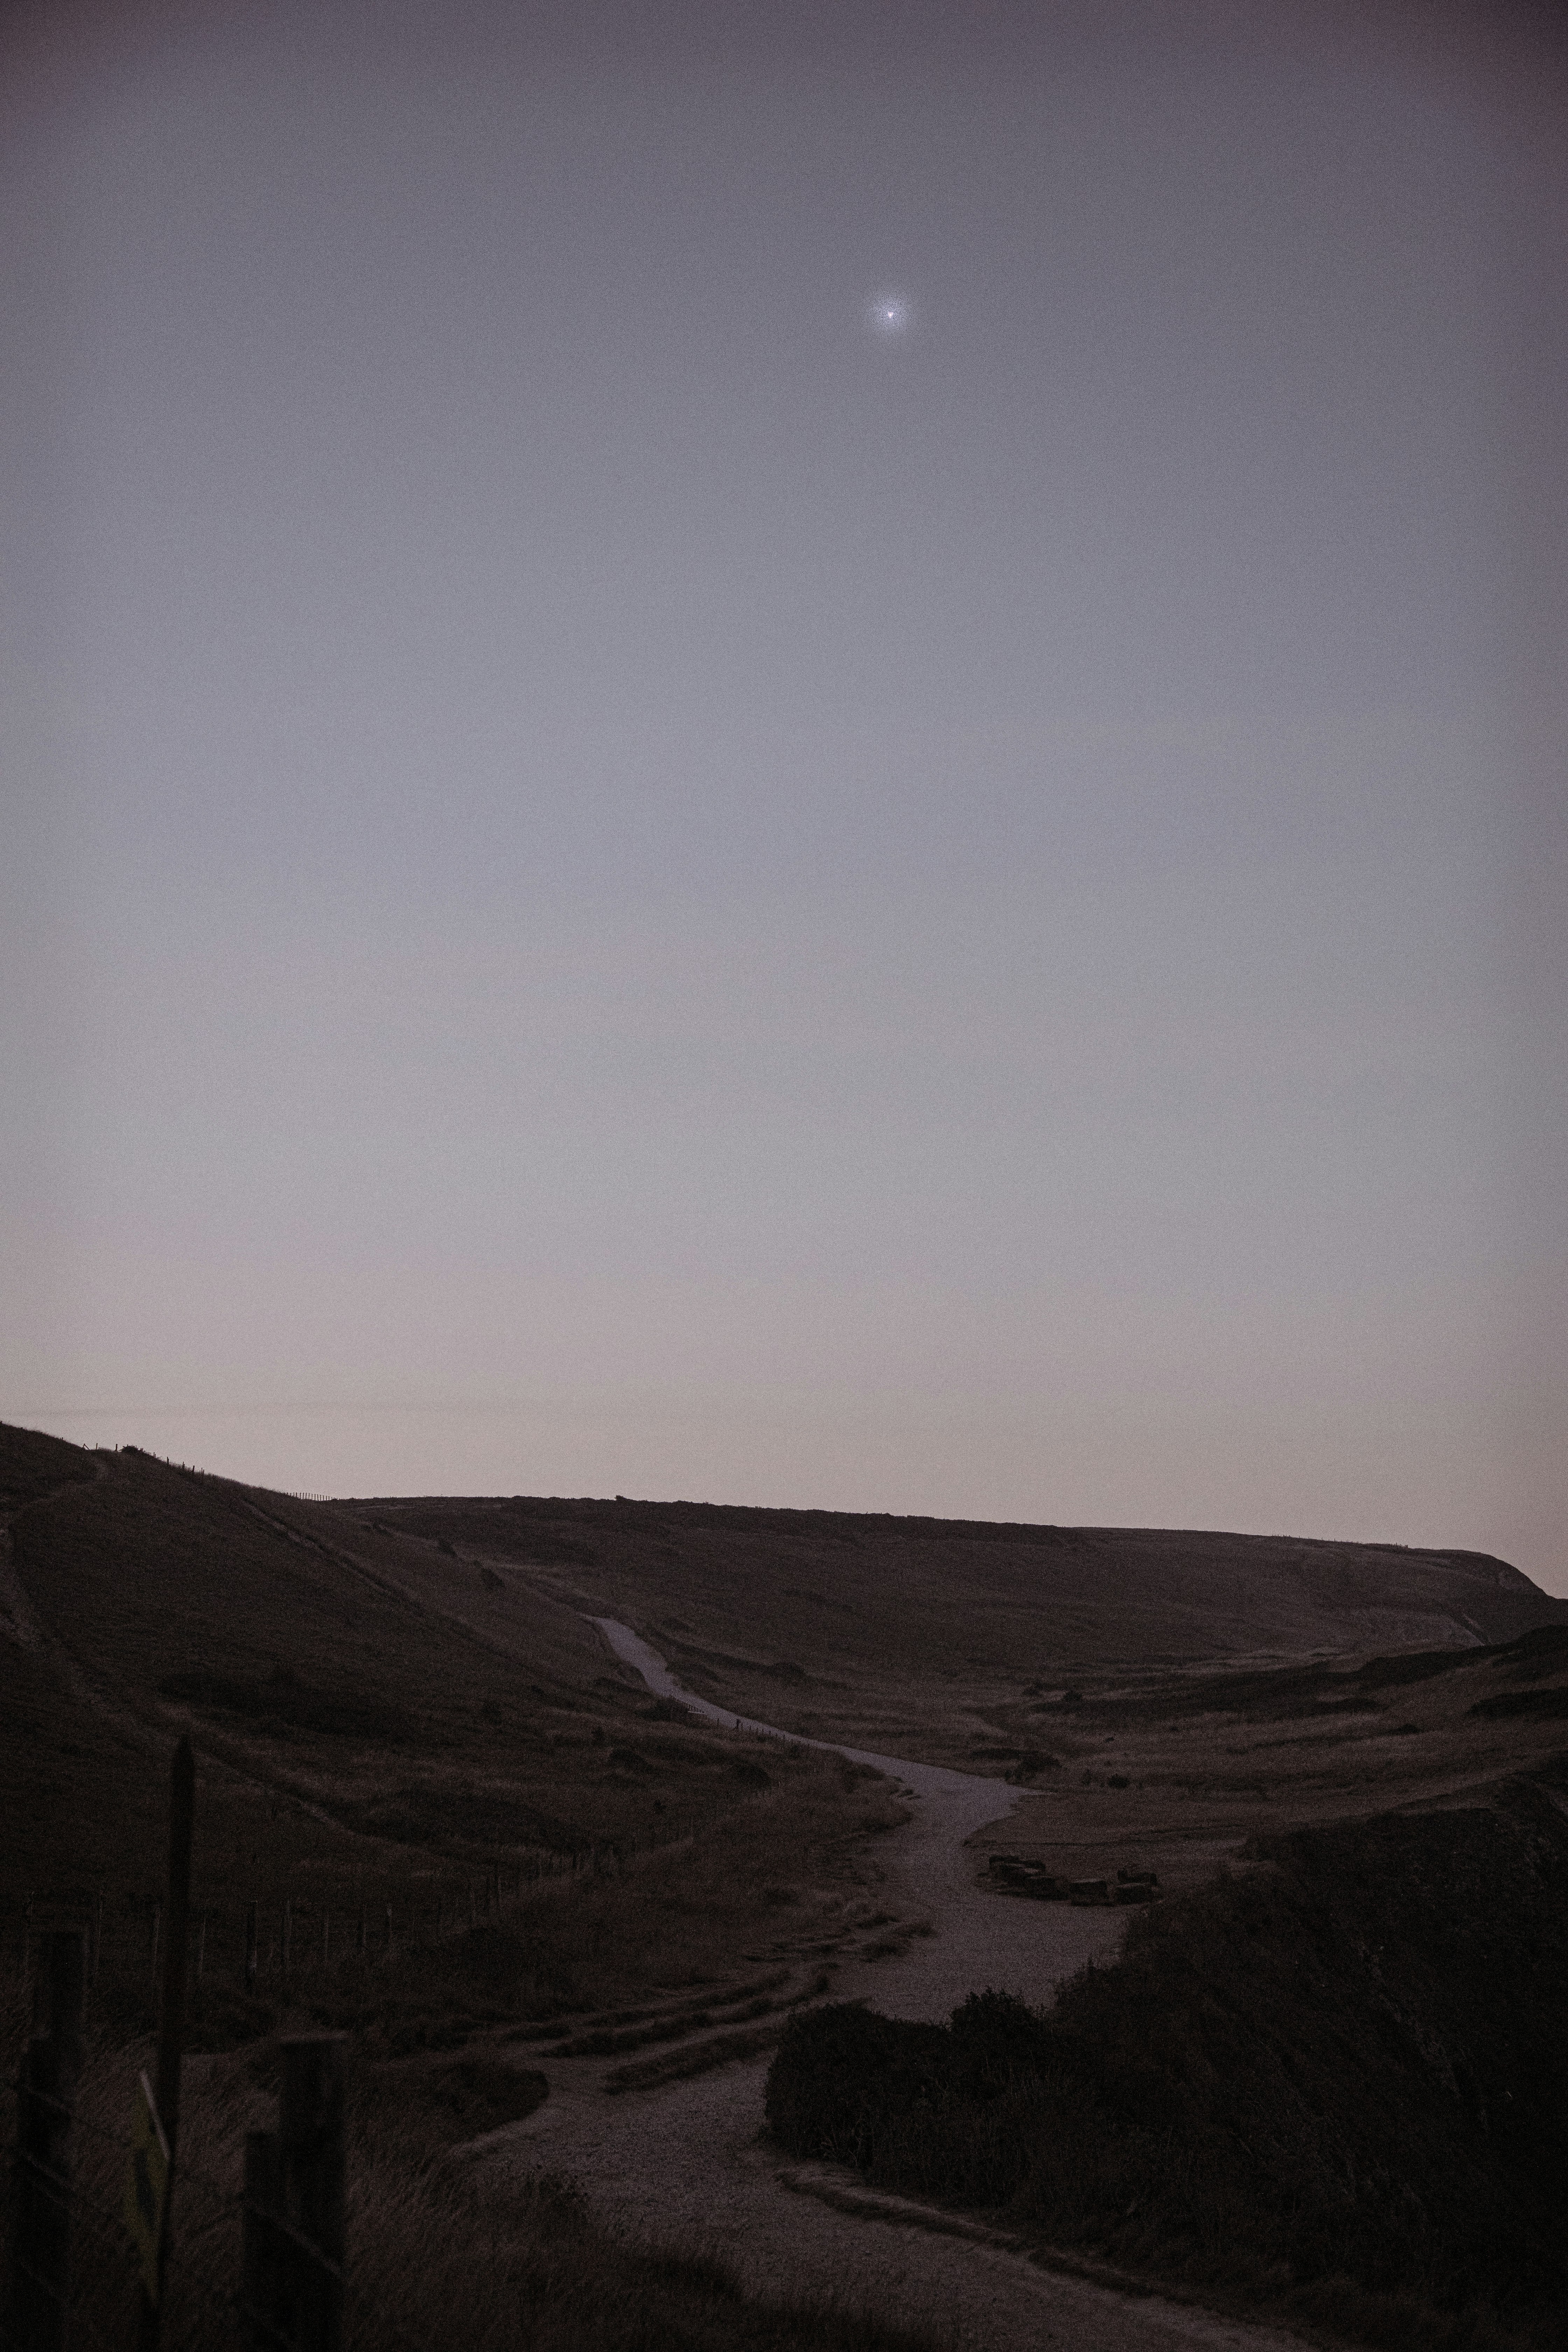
left=4, top=1, right=1564, bottom=1589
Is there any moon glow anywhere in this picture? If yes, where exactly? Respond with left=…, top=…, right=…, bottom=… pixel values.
left=866, top=290, right=913, bottom=337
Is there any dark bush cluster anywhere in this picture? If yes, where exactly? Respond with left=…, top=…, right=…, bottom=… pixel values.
left=767, top=1989, right=1171, bottom=2209
left=767, top=1787, right=1568, bottom=2348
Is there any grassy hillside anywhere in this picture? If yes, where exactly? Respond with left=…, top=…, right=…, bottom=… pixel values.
left=0, top=1424, right=905, bottom=2029
left=768, top=1782, right=1568, bottom=2351
left=373, top=1490, right=1561, bottom=1675
left=355, top=1489, right=1566, bottom=1768
left=8, top=1419, right=1563, bottom=1951
left=0, top=1421, right=946, bottom=2352
left=6, top=1420, right=1567, bottom=2352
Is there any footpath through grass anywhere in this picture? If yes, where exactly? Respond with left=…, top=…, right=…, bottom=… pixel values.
left=0, top=1976, right=939, bottom=2352
left=1, top=1756, right=924, bottom=2352
left=767, top=1781, right=1568, bottom=2352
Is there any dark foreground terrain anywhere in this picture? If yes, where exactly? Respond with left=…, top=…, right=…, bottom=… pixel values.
left=4, top=1418, right=1567, bottom=2351
left=769, top=1786, right=1568, bottom=2352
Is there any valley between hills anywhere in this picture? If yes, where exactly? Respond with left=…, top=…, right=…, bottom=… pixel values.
left=4, top=1417, right=1566, bottom=2352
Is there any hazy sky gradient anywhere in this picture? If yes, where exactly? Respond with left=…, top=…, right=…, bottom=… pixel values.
left=4, top=1, right=1564, bottom=1585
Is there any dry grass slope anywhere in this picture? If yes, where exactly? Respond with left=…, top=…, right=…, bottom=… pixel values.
left=0, top=1421, right=944, bottom=2350
left=372, top=1489, right=1566, bottom=1764
left=0, top=1427, right=897, bottom=1974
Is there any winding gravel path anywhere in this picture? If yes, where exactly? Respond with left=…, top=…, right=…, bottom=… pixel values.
left=488, top=1621, right=1307, bottom=2352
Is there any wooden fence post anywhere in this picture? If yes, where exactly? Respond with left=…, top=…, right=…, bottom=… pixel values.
left=240, top=2036, right=345, bottom=2352
left=138, top=1734, right=195, bottom=2352
left=240, top=2129, right=283, bottom=2346
left=4, top=1930, right=86, bottom=2352
left=282, top=2034, right=345, bottom=2349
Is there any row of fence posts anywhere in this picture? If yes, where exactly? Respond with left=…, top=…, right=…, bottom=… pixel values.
left=8, top=1732, right=782, bottom=2346
left=4, top=1741, right=348, bottom=2352
left=13, top=1842, right=654, bottom=2003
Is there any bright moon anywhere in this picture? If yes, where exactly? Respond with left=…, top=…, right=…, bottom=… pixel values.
left=866, top=291, right=912, bottom=337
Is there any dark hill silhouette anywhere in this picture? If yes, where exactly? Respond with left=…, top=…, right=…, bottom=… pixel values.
left=4, top=1416, right=1564, bottom=1990
left=6, top=1416, right=1568, bottom=2352
left=368, top=1488, right=1565, bottom=1681
left=0, top=1421, right=846, bottom=1971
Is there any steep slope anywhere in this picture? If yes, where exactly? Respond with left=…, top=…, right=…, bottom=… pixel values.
left=10, top=1440, right=606, bottom=1735
left=0, top=1424, right=846, bottom=1970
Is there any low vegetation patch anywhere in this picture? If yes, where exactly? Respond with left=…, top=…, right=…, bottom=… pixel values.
left=767, top=1786, right=1568, bottom=2350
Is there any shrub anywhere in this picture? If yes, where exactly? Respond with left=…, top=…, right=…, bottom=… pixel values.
left=766, top=2003, right=951, bottom=2174
left=766, top=1788, right=1568, bottom=2346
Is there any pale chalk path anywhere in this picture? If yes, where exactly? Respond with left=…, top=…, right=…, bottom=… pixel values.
left=486, top=1621, right=1307, bottom=2352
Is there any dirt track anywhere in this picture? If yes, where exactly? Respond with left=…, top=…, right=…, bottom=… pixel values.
left=485, top=1621, right=1309, bottom=2352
